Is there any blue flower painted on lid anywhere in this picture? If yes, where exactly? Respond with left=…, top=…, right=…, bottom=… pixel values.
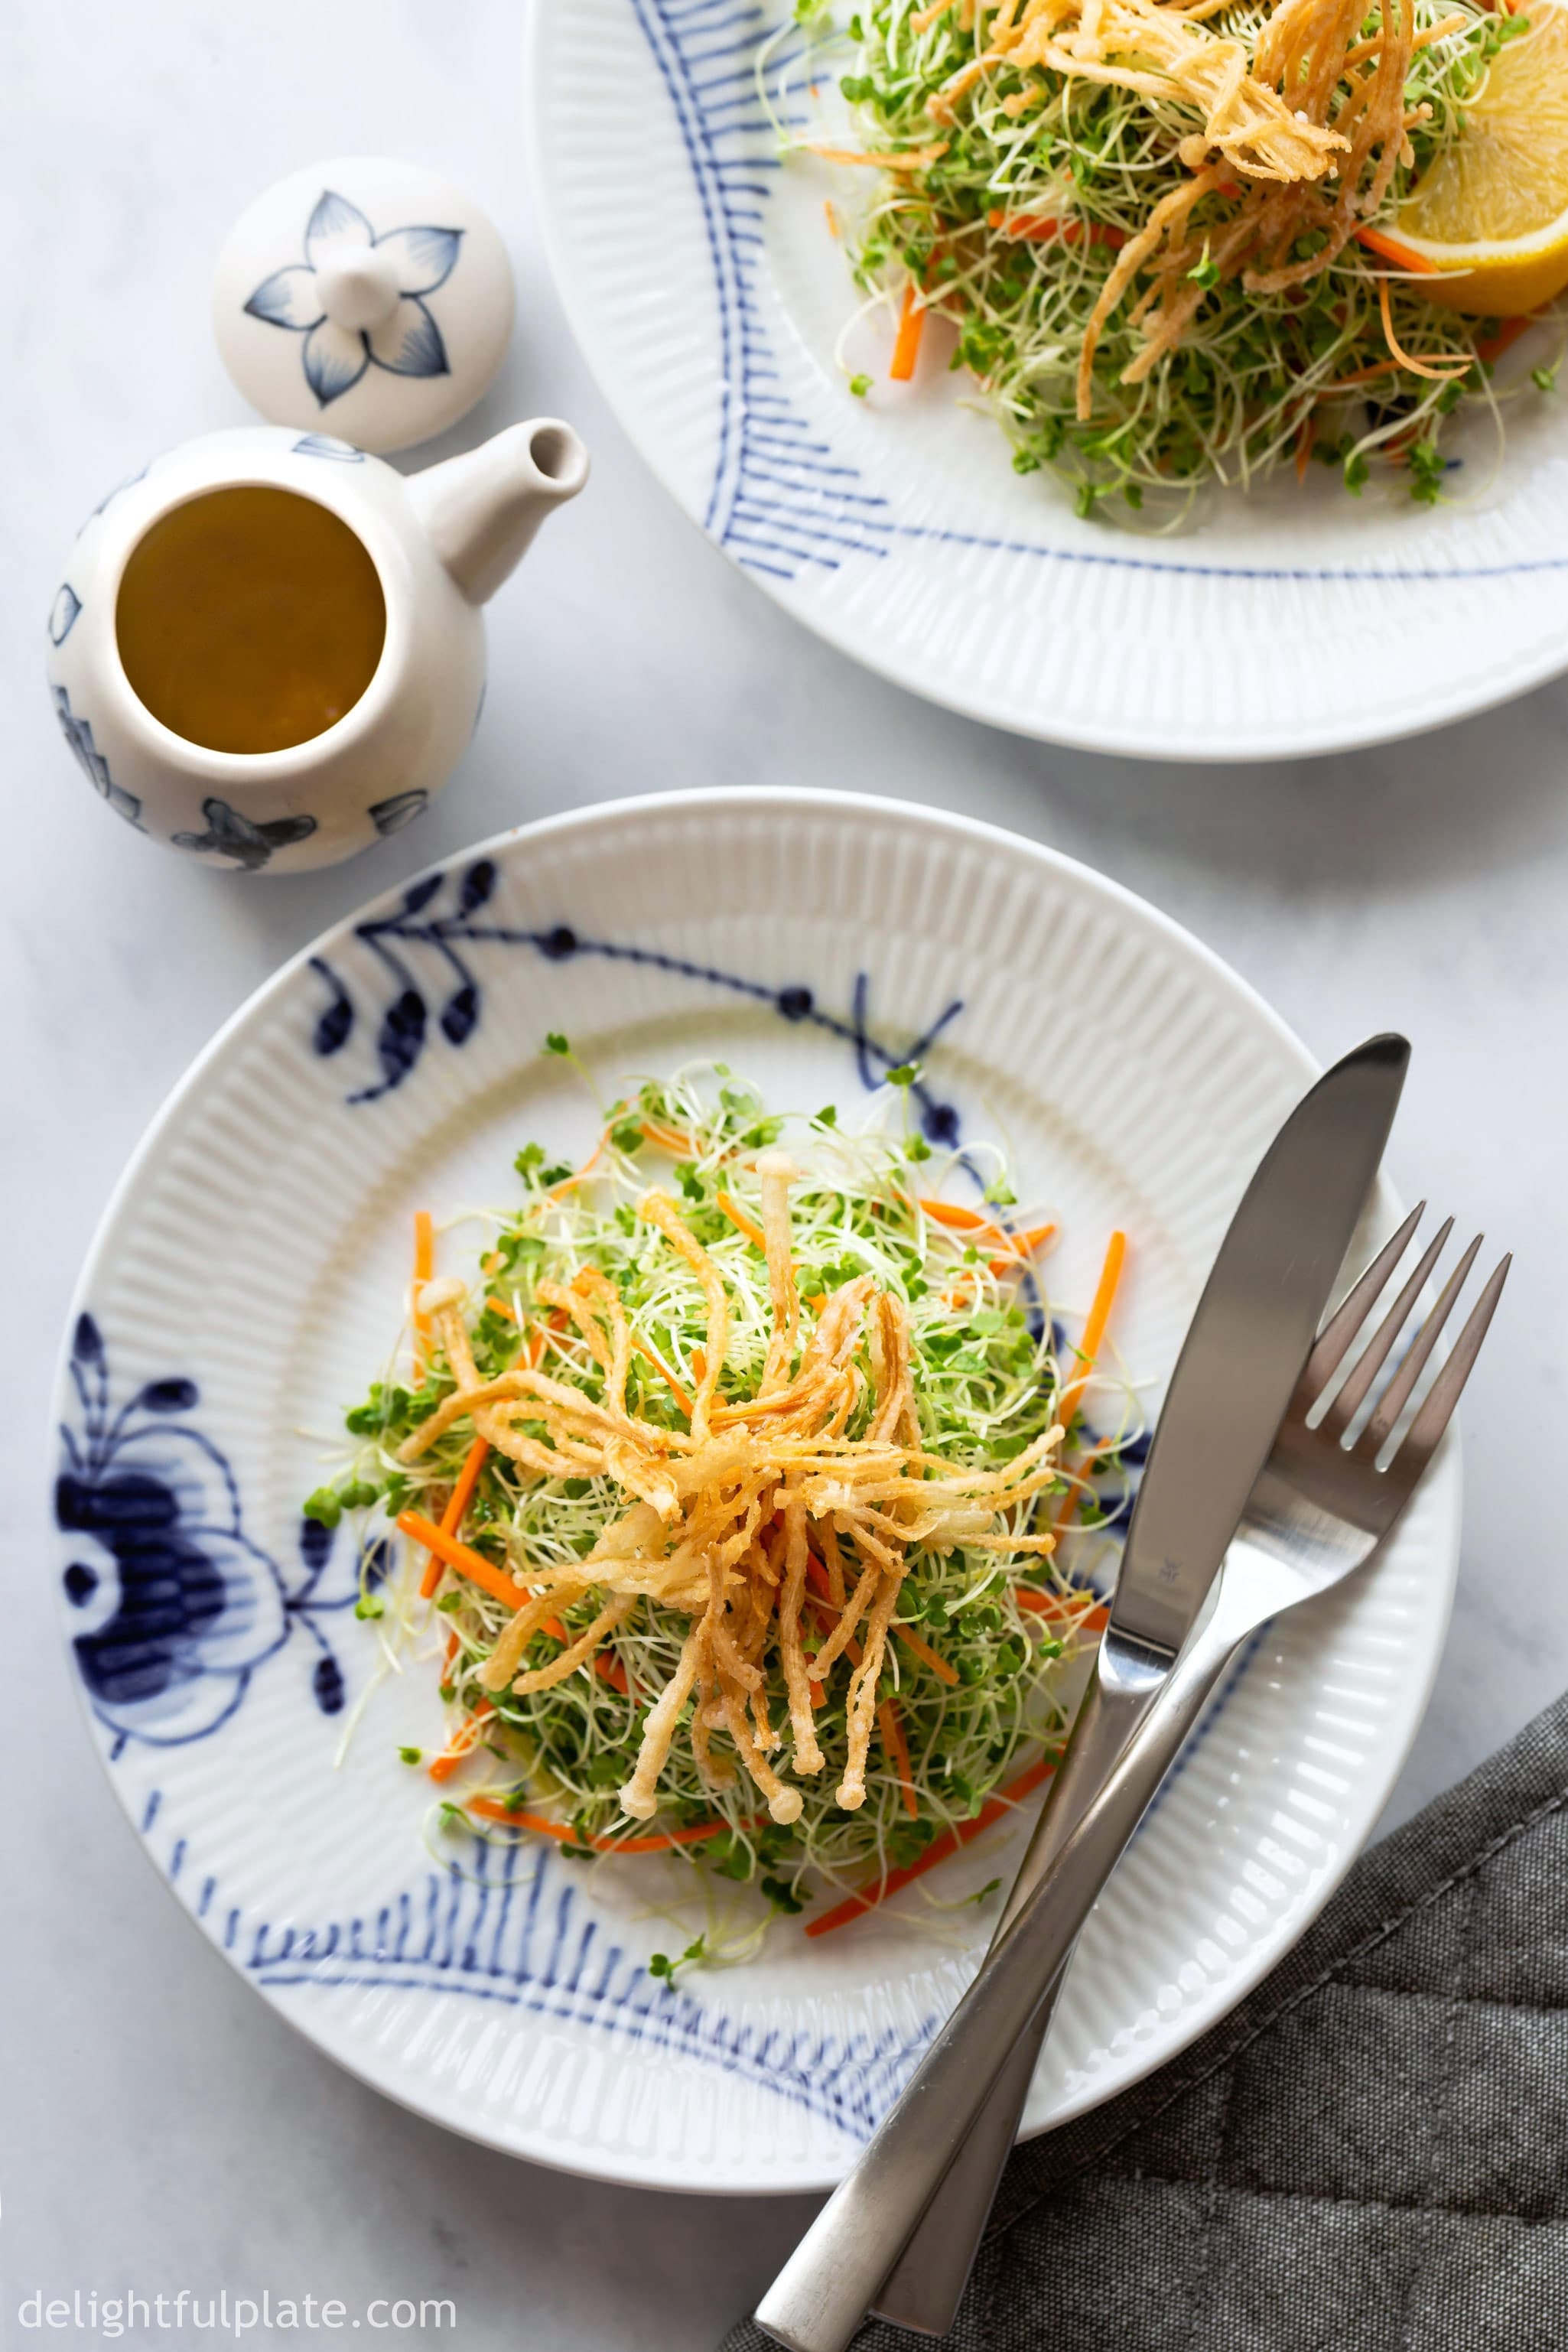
left=244, top=190, right=462, bottom=408
left=171, top=795, right=318, bottom=872
left=57, top=1313, right=375, bottom=1747
left=53, top=685, right=144, bottom=830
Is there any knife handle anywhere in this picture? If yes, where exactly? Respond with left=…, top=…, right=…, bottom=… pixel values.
left=870, top=1602, right=1248, bottom=2338
left=753, top=1603, right=1241, bottom=2352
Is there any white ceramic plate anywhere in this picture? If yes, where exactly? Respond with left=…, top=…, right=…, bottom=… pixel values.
left=528, top=0, right=1568, bottom=762
left=53, top=789, right=1457, bottom=2191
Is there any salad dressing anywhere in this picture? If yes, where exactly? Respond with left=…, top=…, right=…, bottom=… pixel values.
left=114, top=486, right=385, bottom=755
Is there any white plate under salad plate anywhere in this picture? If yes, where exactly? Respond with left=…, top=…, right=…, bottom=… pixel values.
left=54, top=788, right=1457, bottom=2192
left=528, top=0, right=1568, bottom=763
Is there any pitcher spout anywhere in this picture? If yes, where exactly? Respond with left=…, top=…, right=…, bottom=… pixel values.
left=408, top=419, right=590, bottom=604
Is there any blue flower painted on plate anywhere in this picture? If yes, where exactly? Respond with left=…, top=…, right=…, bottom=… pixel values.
left=306, top=857, right=967, bottom=1138
left=53, top=685, right=144, bottom=830
left=57, top=1313, right=376, bottom=1747
left=49, top=583, right=82, bottom=645
left=245, top=190, right=462, bottom=408
left=126, top=1800, right=936, bottom=2142
left=171, top=795, right=317, bottom=872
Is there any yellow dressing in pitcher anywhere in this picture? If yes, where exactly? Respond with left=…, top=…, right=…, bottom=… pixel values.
left=115, top=486, right=386, bottom=755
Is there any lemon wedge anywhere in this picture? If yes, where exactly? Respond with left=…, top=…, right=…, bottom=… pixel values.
left=1393, top=0, right=1568, bottom=316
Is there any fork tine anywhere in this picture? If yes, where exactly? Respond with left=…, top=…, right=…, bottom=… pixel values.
left=1361, top=1233, right=1483, bottom=1454
left=1322, top=1215, right=1454, bottom=1435
left=1302, top=1202, right=1425, bottom=1394
left=1393, top=1254, right=1511, bottom=1477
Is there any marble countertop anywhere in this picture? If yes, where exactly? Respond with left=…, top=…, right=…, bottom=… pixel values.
left=5, top=0, right=1566, bottom=2342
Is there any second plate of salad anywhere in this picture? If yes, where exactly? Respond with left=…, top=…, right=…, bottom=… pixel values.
left=529, top=0, right=1568, bottom=759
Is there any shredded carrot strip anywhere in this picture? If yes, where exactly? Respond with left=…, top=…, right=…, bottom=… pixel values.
left=917, top=1196, right=1002, bottom=1233
left=825, top=198, right=841, bottom=239
left=486, top=1294, right=516, bottom=1322
left=1354, top=224, right=1438, bottom=275
left=1014, top=1586, right=1111, bottom=1635
left=717, top=1192, right=768, bottom=1251
left=428, top=1700, right=494, bottom=1781
left=412, top=1211, right=435, bottom=1369
left=1056, top=1231, right=1127, bottom=1434
left=879, top=1699, right=920, bottom=1818
left=1378, top=275, right=1473, bottom=381
left=890, top=284, right=926, bottom=382
left=991, top=1222, right=1057, bottom=1266
left=805, top=1754, right=1057, bottom=1935
left=639, top=1121, right=695, bottom=1156
left=915, top=1199, right=1055, bottom=1261
left=893, top=1621, right=959, bottom=1686
left=522, top=1304, right=572, bottom=1371
left=987, top=209, right=1125, bottom=249
left=1322, top=361, right=1400, bottom=390
left=1295, top=415, right=1316, bottom=481
left=398, top=1511, right=527, bottom=1610
left=548, top=1143, right=601, bottom=1199
left=418, top=1435, right=491, bottom=1600
left=467, top=1798, right=740, bottom=1854
left=630, top=1334, right=694, bottom=1417
left=1050, top=1436, right=1114, bottom=1542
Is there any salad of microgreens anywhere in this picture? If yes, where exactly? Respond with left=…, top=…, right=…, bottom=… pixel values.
left=772, top=0, right=1561, bottom=516
left=310, top=1062, right=1139, bottom=1947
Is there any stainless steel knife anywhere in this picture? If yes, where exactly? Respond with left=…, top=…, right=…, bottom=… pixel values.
left=753, top=1033, right=1410, bottom=2352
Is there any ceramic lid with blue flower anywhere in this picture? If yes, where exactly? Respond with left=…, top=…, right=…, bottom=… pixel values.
left=213, top=156, right=516, bottom=454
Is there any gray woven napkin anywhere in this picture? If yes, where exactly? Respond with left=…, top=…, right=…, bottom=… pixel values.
left=724, top=1690, right=1568, bottom=2350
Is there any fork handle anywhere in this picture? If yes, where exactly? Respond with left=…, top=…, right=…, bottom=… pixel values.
left=867, top=1603, right=1248, bottom=2336
left=753, top=1609, right=1242, bottom=2352
left=864, top=1638, right=1180, bottom=2334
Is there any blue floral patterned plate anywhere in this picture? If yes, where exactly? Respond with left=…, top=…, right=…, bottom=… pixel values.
left=529, top=0, right=1568, bottom=762
left=51, top=789, right=1459, bottom=2189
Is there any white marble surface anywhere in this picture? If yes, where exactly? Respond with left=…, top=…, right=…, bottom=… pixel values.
left=4, top=1, right=1566, bottom=2343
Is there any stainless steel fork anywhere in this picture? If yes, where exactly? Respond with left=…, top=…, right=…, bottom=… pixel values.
left=756, top=1210, right=1510, bottom=2352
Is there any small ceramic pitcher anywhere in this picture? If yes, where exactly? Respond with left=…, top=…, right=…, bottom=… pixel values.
left=47, top=420, right=588, bottom=873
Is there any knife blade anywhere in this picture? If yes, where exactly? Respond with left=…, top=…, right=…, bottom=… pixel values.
left=756, top=1032, right=1410, bottom=2352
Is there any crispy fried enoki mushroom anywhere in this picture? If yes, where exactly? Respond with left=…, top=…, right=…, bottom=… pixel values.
left=1077, top=162, right=1231, bottom=418
left=505, top=1593, right=636, bottom=1696
left=639, top=1189, right=729, bottom=1440
left=405, top=1169, right=1065, bottom=1832
left=777, top=1482, right=825, bottom=1776
left=838, top=1571, right=906, bottom=1809
left=620, top=1618, right=708, bottom=1818
left=720, top=1679, right=804, bottom=1823
left=926, top=0, right=1347, bottom=181
left=756, top=1150, right=802, bottom=1397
